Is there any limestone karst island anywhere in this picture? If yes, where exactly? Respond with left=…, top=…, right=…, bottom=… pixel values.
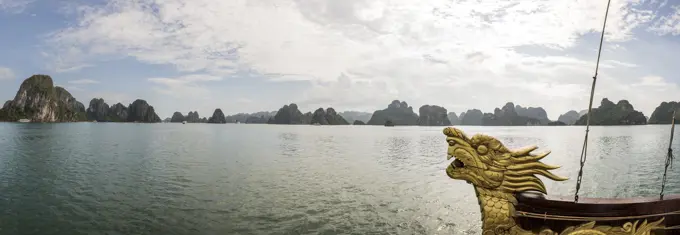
left=1, top=74, right=678, bottom=126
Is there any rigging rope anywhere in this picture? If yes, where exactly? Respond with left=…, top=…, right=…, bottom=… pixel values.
left=660, top=110, right=676, bottom=200
left=515, top=210, right=680, bottom=222
left=574, top=0, right=612, bottom=203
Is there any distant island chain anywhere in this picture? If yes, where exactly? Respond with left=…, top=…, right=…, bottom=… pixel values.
left=1, top=75, right=678, bottom=126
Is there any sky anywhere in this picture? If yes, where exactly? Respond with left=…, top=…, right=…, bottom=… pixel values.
left=1, top=0, right=680, bottom=120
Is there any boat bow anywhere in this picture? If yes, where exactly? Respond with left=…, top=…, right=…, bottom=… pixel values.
left=442, top=126, right=675, bottom=235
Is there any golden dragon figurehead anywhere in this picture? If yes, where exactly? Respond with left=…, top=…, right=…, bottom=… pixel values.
left=443, top=127, right=568, bottom=194
left=441, top=127, right=667, bottom=235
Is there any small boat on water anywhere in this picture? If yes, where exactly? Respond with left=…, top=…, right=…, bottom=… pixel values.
left=18, top=119, right=30, bottom=123
left=384, top=120, right=394, bottom=127
left=443, top=1, right=680, bottom=234
left=182, top=121, right=187, bottom=124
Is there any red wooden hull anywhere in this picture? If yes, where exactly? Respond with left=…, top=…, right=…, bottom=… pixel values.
left=514, top=192, right=680, bottom=234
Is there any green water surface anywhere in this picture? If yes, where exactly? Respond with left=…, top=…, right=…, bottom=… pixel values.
left=0, top=123, right=678, bottom=234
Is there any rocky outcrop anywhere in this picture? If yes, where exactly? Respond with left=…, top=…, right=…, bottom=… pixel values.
left=448, top=112, right=460, bottom=125
left=55, top=87, right=84, bottom=112
left=208, top=108, right=227, bottom=123
left=574, top=98, right=647, bottom=125
left=310, top=108, right=329, bottom=125
left=514, top=105, right=550, bottom=125
left=170, top=112, right=185, bottom=123
left=225, top=111, right=276, bottom=123
left=87, top=99, right=132, bottom=122
left=185, top=111, right=202, bottom=123
left=127, top=99, right=161, bottom=123
left=0, top=75, right=87, bottom=122
left=366, top=100, right=419, bottom=126
left=353, top=120, right=365, bottom=125
left=481, top=112, right=495, bottom=125
left=246, top=111, right=276, bottom=123
left=245, top=115, right=268, bottom=124
left=86, top=98, right=157, bottom=123
left=310, top=107, right=349, bottom=125
left=221, top=111, right=277, bottom=124
left=2, top=100, right=10, bottom=109
left=303, top=112, right=313, bottom=124
left=456, top=103, right=548, bottom=126
left=54, top=86, right=87, bottom=121
left=418, top=105, right=451, bottom=126
left=548, top=121, right=567, bottom=126
left=109, top=103, right=128, bottom=122
left=86, top=98, right=110, bottom=121
left=225, top=113, right=251, bottom=123
left=648, top=101, right=680, bottom=124
left=339, top=111, right=372, bottom=124
left=481, top=102, right=542, bottom=126
left=459, top=109, right=483, bottom=125
left=557, top=110, right=580, bottom=125
left=268, top=103, right=309, bottom=124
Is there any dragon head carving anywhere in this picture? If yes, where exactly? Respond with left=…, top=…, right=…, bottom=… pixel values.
left=443, top=127, right=568, bottom=194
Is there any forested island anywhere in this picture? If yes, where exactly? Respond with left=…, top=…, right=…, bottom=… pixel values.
left=0, top=75, right=160, bottom=123
left=1, top=74, right=679, bottom=126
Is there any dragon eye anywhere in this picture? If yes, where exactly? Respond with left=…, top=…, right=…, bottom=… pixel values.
left=448, top=140, right=455, bottom=146
left=477, top=145, right=488, bottom=154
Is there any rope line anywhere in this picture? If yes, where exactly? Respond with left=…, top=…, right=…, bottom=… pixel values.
left=515, top=210, right=680, bottom=222
left=574, top=0, right=612, bottom=203
left=660, top=110, right=676, bottom=200
left=664, top=225, right=680, bottom=230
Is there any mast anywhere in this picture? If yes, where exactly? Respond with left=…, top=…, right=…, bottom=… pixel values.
left=660, top=110, right=676, bottom=200
left=573, top=0, right=612, bottom=203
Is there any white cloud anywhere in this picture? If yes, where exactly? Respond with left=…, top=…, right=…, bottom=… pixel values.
left=45, top=0, right=680, bottom=119
left=0, top=67, right=15, bottom=80
left=49, top=0, right=652, bottom=74
left=637, top=75, right=667, bottom=86
left=55, top=64, right=93, bottom=73
left=68, top=79, right=100, bottom=84
left=235, top=98, right=254, bottom=104
left=0, top=0, right=33, bottom=13
left=649, top=5, right=680, bottom=35
left=148, top=74, right=222, bottom=100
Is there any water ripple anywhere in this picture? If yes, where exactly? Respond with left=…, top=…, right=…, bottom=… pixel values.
left=0, top=124, right=679, bottom=234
